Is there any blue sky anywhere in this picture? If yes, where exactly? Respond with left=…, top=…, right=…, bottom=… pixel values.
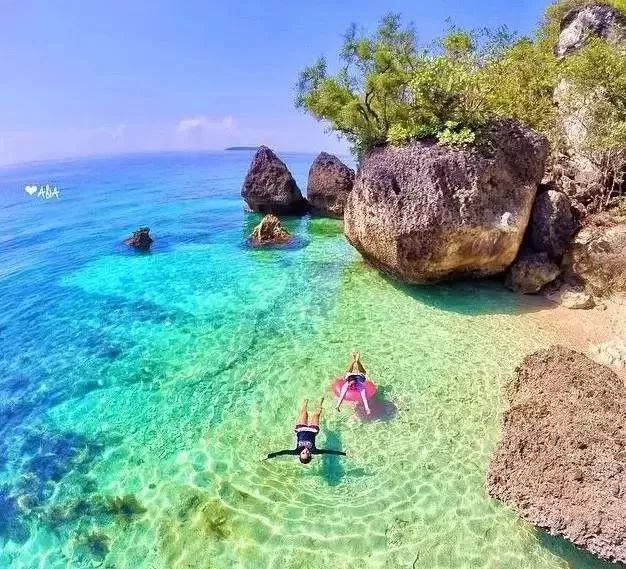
left=0, top=0, right=550, bottom=165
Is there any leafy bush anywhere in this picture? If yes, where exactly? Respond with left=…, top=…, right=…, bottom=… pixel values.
left=296, top=15, right=515, bottom=155
left=296, top=0, right=626, bottom=179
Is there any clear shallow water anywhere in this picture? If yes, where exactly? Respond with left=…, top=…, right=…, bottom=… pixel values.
left=0, top=151, right=619, bottom=568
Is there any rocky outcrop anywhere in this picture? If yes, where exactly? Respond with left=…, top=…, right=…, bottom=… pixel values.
left=306, top=152, right=355, bottom=217
left=551, top=5, right=626, bottom=212
left=343, top=121, right=548, bottom=284
left=248, top=214, right=292, bottom=246
left=241, top=146, right=308, bottom=214
left=529, top=189, right=577, bottom=259
left=488, top=346, right=626, bottom=564
left=556, top=4, right=626, bottom=58
left=561, top=213, right=626, bottom=296
left=505, top=251, right=560, bottom=294
left=124, top=227, right=153, bottom=251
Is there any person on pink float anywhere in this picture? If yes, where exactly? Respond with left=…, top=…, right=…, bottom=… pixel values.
left=336, top=351, right=371, bottom=415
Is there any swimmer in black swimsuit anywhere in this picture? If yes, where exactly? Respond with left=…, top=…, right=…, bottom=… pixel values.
left=266, top=398, right=346, bottom=464
left=337, top=351, right=371, bottom=414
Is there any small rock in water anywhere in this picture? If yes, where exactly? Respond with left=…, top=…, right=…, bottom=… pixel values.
left=248, top=214, right=292, bottom=246
left=124, top=227, right=153, bottom=251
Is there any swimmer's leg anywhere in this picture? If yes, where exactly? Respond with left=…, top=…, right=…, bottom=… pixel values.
left=336, top=382, right=350, bottom=411
left=358, top=382, right=371, bottom=415
left=297, top=400, right=309, bottom=426
left=309, top=397, right=324, bottom=427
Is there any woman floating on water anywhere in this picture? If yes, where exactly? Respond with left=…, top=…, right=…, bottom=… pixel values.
left=336, top=351, right=371, bottom=415
left=265, top=398, right=347, bottom=464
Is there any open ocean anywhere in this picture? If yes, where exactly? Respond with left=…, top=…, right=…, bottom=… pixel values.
left=0, top=151, right=615, bottom=568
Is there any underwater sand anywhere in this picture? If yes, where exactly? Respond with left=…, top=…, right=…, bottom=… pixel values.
left=0, top=152, right=621, bottom=568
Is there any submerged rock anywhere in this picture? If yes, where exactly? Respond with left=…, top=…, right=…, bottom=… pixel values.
left=124, top=227, right=153, bottom=251
left=241, top=146, right=308, bottom=214
left=561, top=214, right=626, bottom=297
left=505, top=251, right=560, bottom=294
left=488, top=346, right=626, bottom=564
left=248, top=214, right=292, bottom=246
left=307, top=152, right=355, bottom=217
left=344, top=120, right=548, bottom=283
left=529, top=189, right=577, bottom=259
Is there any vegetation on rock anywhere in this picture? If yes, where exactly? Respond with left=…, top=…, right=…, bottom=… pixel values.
left=296, top=2, right=626, bottom=209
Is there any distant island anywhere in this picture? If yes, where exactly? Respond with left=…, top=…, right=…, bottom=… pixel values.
left=225, top=146, right=260, bottom=151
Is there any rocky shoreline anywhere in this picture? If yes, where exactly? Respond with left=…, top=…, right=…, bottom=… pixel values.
left=232, top=4, right=625, bottom=564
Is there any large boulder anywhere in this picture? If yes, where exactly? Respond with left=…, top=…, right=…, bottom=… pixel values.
left=241, top=146, right=308, bottom=214
left=505, top=251, right=560, bottom=294
left=561, top=213, right=626, bottom=296
left=248, top=214, right=292, bottom=246
left=529, top=189, right=577, bottom=259
left=306, top=152, right=355, bottom=217
left=488, top=346, right=626, bottom=564
left=344, top=121, right=548, bottom=284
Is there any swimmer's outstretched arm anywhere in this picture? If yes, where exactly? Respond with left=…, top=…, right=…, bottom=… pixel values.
left=266, top=449, right=298, bottom=459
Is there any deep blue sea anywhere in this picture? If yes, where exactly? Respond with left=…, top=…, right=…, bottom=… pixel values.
left=0, top=151, right=615, bottom=568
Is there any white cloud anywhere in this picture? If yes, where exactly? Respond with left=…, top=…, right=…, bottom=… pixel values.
left=176, top=115, right=235, bottom=134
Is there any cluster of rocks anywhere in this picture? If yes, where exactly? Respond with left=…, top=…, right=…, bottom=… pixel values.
left=234, top=5, right=623, bottom=310
left=488, top=346, right=626, bottom=564
left=241, top=146, right=354, bottom=218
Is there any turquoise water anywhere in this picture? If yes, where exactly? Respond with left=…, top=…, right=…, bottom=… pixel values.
left=0, top=151, right=619, bottom=568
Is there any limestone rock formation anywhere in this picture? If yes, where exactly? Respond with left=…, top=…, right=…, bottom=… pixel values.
left=529, top=189, right=577, bottom=259
left=248, top=214, right=292, bottom=246
left=306, top=152, right=355, bottom=217
left=556, top=4, right=626, bottom=58
left=561, top=213, right=626, bottom=296
left=551, top=5, right=626, bottom=211
left=488, top=346, right=626, bottom=564
left=124, top=227, right=153, bottom=251
left=505, top=251, right=560, bottom=294
left=241, top=146, right=308, bottom=214
left=343, top=121, right=548, bottom=284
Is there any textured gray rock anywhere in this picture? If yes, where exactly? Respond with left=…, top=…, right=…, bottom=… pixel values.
left=562, top=213, right=626, bottom=296
left=241, top=146, right=308, bottom=214
left=344, top=121, right=548, bottom=284
left=556, top=4, right=626, bottom=58
left=306, top=152, right=355, bottom=217
left=488, top=346, right=626, bottom=564
left=505, top=251, right=560, bottom=294
left=529, top=189, right=577, bottom=259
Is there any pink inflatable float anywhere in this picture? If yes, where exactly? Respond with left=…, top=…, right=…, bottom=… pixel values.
left=331, top=377, right=377, bottom=403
